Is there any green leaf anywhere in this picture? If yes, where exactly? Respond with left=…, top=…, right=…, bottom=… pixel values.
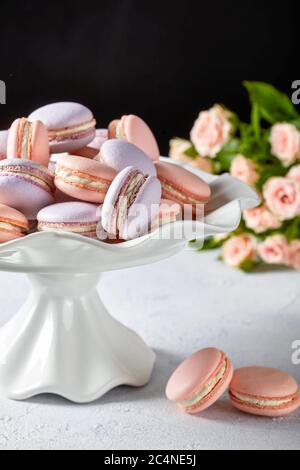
left=256, top=164, right=287, bottom=190
left=183, top=144, right=198, bottom=159
left=244, top=81, right=299, bottom=124
left=284, top=217, right=300, bottom=242
left=215, top=138, right=241, bottom=171
left=239, top=259, right=257, bottom=273
left=251, top=103, right=261, bottom=139
left=199, top=237, right=225, bottom=251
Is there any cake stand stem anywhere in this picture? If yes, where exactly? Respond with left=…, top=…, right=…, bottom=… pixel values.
left=0, top=273, right=155, bottom=403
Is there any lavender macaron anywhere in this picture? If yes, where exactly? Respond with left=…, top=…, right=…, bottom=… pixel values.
left=38, top=202, right=102, bottom=239
left=102, top=166, right=161, bottom=240
left=100, top=139, right=156, bottom=176
left=28, top=102, right=96, bottom=153
left=0, top=159, right=55, bottom=220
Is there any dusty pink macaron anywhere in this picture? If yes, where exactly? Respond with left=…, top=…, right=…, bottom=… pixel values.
left=0, top=204, right=29, bottom=243
left=7, top=118, right=49, bottom=167
left=155, top=161, right=211, bottom=211
left=0, top=159, right=55, bottom=220
left=0, top=130, right=8, bottom=160
left=55, top=155, right=116, bottom=204
left=108, top=115, right=160, bottom=161
left=102, top=166, right=161, bottom=240
left=229, top=367, right=300, bottom=418
left=28, top=102, right=96, bottom=153
left=166, top=348, right=234, bottom=414
left=37, top=202, right=102, bottom=239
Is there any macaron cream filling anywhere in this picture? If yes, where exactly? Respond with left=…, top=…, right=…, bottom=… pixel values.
left=48, top=119, right=96, bottom=142
left=111, top=170, right=148, bottom=236
left=230, top=391, right=296, bottom=409
left=161, top=181, right=203, bottom=204
left=38, top=222, right=98, bottom=234
left=18, top=120, right=32, bottom=159
left=115, top=120, right=125, bottom=140
left=0, top=220, right=28, bottom=234
left=56, top=165, right=111, bottom=192
left=178, top=362, right=227, bottom=408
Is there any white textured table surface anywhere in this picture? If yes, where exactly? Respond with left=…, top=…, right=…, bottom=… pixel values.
left=0, top=250, right=299, bottom=450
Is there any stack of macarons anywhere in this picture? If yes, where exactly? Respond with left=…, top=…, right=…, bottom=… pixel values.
left=166, top=347, right=300, bottom=418
left=0, top=102, right=211, bottom=243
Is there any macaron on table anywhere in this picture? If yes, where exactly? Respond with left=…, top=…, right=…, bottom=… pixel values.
left=0, top=103, right=259, bottom=404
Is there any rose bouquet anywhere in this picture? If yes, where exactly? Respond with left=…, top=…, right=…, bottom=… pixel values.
left=169, top=82, right=300, bottom=271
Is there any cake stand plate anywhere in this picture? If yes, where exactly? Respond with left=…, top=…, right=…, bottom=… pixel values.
left=0, top=160, right=259, bottom=403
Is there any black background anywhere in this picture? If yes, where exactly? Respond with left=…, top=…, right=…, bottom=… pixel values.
left=0, top=0, right=299, bottom=154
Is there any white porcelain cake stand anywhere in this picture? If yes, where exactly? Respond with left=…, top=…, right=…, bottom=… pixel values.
left=0, top=159, right=259, bottom=403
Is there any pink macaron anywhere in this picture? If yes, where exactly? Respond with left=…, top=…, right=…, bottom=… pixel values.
left=229, top=367, right=300, bottom=417
left=155, top=161, right=211, bottom=211
left=166, top=348, right=234, bottom=414
left=108, top=115, right=160, bottom=161
left=37, top=202, right=102, bottom=239
left=100, top=139, right=156, bottom=176
left=54, top=155, right=116, bottom=204
left=7, top=118, right=49, bottom=167
left=28, top=102, right=96, bottom=153
left=0, top=130, right=8, bottom=160
left=0, top=203, right=29, bottom=243
left=102, top=166, right=161, bottom=240
left=0, top=159, right=55, bottom=220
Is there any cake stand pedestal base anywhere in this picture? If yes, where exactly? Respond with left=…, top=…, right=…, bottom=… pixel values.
left=0, top=273, right=155, bottom=403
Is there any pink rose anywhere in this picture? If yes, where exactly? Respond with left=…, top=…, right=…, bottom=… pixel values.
left=287, top=165, right=300, bottom=184
left=222, top=234, right=257, bottom=268
left=243, top=205, right=281, bottom=234
left=169, top=138, right=194, bottom=163
left=270, top=123, right=300, bottom=166
left=190, top=105, right=233, bottom=158
left=263, top=177, right=300, bottom=221
left=230, top=155, right=259, bottom=186
left=258, top=235, right=290, bottom=265
left=169, top=138, right=213, bottom=173
left=289, top=240, right=300, bottom=271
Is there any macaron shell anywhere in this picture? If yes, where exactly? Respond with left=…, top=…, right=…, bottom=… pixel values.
left=0, top=203, right=28, bottom=226
left=166, top=348, right=225, bottom=402
left=101, top=139, right=156, bottom=176
left=0, top=230, right=25, bottom=243
left=122, top=175, right=161, bottom=240
left=0, top=176, right=54, bottom=220
left=0, top=131, right=8, bottom=160
left=184, top=358, right=234, bottom=414
left=155, top=161, right=211, bottom=204
left=108, top=120, right=118, bottom=139
left=73, top=147, right=100, bottom=159
left=29, top=102, right=94, bottom=131
left=50, top=132, right=96, bottom=154
left=230, top=367, right=299, bottom=399
left=28, top=102, right=96, bottom=153
left=38, top=202, right=101, bottom=224
left=123, top=115, right=160, bottom=161
left=7, top=119, right=50, bottom=166
left=55, top=155, right=116, bottom=204
left=89, top=129, right=108, bottom=150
